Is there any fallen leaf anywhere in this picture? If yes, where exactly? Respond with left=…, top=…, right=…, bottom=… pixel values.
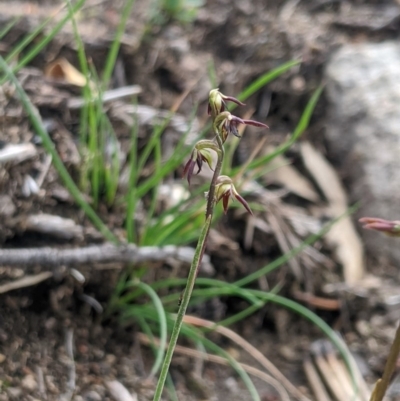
left=45, top=58, right=87, bottom=87
left=265, top=146, right=320, bottom=202
left=300, top=141, right=365, bottom=284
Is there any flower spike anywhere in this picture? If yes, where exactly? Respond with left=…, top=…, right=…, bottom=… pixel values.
left=208, top=89, right=245, bottom=117
left=359, top=217, right=400, bottom=237
left=214, top=175, right=253, bottom=215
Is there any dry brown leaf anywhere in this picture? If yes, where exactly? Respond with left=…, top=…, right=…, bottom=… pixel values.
left=45, top=58, right=87, bottom=87
left=300, top=141, right=365, bottom=284
left=264, top=146, right=320, bottom=202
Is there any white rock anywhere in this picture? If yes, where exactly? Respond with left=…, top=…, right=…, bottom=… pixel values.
left=106, top=380, right=137, bottom=401
left=325, top=41, right=400, bottom=264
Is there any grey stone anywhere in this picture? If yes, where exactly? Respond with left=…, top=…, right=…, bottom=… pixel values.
left=325, top=41, right=400, bottom=265
left=83, top=391, right=102, bottom=401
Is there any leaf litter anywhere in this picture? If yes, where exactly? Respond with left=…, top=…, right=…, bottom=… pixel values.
left=0, top=0, right=399, bottom=400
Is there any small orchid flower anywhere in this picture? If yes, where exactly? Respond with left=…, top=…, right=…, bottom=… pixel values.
left=208, top=89, right=245, bottom=117
left=183, top=140, right=220, bottom=185
left=213, top=175, right=253, bottom=215
left=359, top=217, right=400, bottom=237
left=213, top=111, right=269, bottom=143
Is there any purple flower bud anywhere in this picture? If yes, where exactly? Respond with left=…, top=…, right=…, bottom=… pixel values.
left=208, top=89, right=245, bottom=117
left=359, top=217, right=400, bottom=237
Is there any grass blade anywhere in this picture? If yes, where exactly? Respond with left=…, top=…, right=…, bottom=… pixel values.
left=236, top=60, right=301, bottom=104
left=134, top=281, right=167, bottom=377
left=102, top=0, right=136, bottom=88
left=0, top=17, right=21, bottom=42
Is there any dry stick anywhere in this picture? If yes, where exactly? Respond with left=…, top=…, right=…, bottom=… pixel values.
left=36, top=366, right=48, bottom=401
left=370, top=321, right=400, bottom=401
left=0, top=272, right=53, bottom=294
left=183, top=315, right=311, bottom=401
left=0, top=243, right=211, bottom=268
left=60, top=329, right=75, bottom=401
left=138, top=333, right=290, bottom=401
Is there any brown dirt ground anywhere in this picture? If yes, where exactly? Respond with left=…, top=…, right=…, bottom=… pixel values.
left=1, top=0, right=400, bottom=400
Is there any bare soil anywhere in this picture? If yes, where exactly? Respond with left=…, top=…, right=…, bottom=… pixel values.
left=1, top=1, right=400, bottom=400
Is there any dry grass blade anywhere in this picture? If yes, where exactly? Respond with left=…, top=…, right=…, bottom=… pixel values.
left=267, top=208, right=302, bottom=280
left=137, top=333, right=290, bottom=401
left=292, top=291, right=340, bottom=311
left=183, top=315, right=312, bottom=401
left=303, top=357, right=332, bottom=401
left=312, top=349, right=346, bottom=401
left=0, top=272, right=53, bottom=294
left=309, top=340, right=369, bottom=401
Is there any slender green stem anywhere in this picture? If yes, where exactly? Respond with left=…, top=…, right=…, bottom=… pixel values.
left=152, top=215, right=212, bottom=401
left=205, top=133, right=224, bottom=219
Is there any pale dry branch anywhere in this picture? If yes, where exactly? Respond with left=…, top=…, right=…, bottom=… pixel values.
left=0, top=243, right=213, bottom=272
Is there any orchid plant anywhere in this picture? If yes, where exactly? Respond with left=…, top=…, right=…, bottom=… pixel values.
left=153, top=89, right=268, bottom=401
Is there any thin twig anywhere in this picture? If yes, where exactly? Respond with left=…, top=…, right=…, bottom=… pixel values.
left=0, top=243, right=212, bottom=270
left=0, top=272, right=53, bottom=294
left=59, top=329, right=75, bottom=401
left=370, top=321, right=400, bottom=401
left=36, top=366, right=48, bottom=401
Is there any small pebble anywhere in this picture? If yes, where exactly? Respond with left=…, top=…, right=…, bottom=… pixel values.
left=22, top=374, right=37, bottom=391
left=83, top=390, right=102, bottom=401
left=7, top=387, right=22, bottom=398
left=224, top=377, right=239, bottom=393
left=106, top=380, right=137, bottom=401
left=0, top=354, right=5, bottom=363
